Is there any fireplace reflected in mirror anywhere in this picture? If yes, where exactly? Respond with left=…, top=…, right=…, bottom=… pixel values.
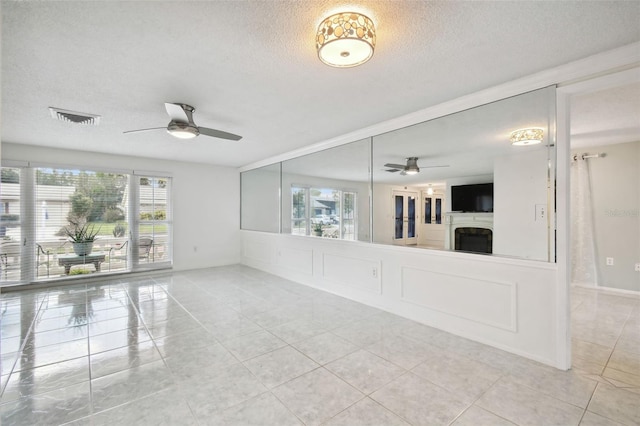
left=454, top=227, right=493, bottom=254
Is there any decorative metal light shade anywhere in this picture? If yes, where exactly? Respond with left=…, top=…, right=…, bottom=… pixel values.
left=316, top=12, right=376, bottom=68
left=509, top=128, right=544, bottom=146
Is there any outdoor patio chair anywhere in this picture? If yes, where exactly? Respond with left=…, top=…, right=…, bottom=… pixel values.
left=139, top=237, right=154, bottom=262
left=1, top=241, right=22, bottom=280
left=108, top=237, right=154, bottom=270
left=108, top=240, right=129, bottom=270
left=36, top=243, right=51, bottom=277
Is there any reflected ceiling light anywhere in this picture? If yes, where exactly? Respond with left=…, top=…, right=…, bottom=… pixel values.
left=426, top=185, right=434, bottom=196
left=510, top=128, right=544, bottom=146
left=316, top=12, right=376, bottom=68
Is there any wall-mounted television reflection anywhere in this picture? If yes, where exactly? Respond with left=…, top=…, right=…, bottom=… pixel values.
left=451, top=183, right=493, bottom=212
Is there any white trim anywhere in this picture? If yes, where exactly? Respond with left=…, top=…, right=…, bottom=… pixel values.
left=1, top=159, right=172, bottom=177
left=240, top=42, right=640, bottom=172
left=559, top=67, right=640, bottom=94
left=572, top=283, right=640, bottom=299
left=555, top=88, right=572, bottom=371
left=1, top=160, right=30, bottom=168
left=133, top=169, right=173, bottom=177
left=399, top=265, right=518, bottom=332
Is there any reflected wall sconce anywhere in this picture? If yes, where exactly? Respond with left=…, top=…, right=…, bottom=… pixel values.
left=316, top=12, right=376, bottom=68
left=509, top=128, right=544, bottom=146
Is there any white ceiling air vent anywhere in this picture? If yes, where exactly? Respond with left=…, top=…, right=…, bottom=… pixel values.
left=49, top=107, right=101, bottom=126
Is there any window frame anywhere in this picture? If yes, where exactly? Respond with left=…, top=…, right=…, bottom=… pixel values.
left=289, top=184, right=358, bottom=240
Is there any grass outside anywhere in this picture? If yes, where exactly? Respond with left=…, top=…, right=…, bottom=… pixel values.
left=86, top=222, right=168, bottom=237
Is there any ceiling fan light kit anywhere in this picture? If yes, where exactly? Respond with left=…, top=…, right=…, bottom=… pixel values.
left=167, top=122, right=199, bottom=139
left=316, top=12, right=376, bottom=68
left=404, top=157, right=420, bottom=175
left=124, top=102, right=242, bottom=141
left=384, top=157, right=449, bottom=176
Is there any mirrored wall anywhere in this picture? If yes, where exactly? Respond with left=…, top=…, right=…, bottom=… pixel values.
left=241, top=162, right=280, bottom=233
left=281, top=138, right=371, bottom=242
left=241, top=86, right=556, bottom=262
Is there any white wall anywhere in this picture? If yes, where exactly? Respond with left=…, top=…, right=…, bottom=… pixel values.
left=242, top=230, right=560, bottom=367
left=2, top=143, right=241, bottom=271
left=493, top=149, right=550, bottom=261
left=573, top=141, right=640, bottom=292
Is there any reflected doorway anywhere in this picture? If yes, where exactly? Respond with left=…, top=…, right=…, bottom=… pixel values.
left=392, top=190, right=418, bottom=245
left=419, top=189, right=445, bottom=249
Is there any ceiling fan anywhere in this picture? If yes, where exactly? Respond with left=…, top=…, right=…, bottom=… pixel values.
left=124, top=103, right=242, bottom=141
left=384, top=157, right=449, bottom=175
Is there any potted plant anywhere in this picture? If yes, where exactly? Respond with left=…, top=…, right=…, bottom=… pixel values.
left=312, top=222, right=323, bottom=237
left=64, top=221, right=101, bottom=256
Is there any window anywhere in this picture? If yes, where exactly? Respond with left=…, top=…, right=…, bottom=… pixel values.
left=137, top=176, right=172, bottom=267
left=291, top=186, right=308, bottom=236
left=0, top=165, right=172, bottom=285
left=290, top=185, right=357, bottom=240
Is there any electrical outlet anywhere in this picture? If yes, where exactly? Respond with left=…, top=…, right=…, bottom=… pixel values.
left=372, top=267, right=378, bottom=278
left=535, top=204, right=546, bottom=221
left=635, top=263, right=640, bottom=272
left=606, top=257, right=614, bottom=266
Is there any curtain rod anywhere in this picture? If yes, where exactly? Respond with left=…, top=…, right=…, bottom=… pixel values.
left=573, top=153, right=606, bottom=161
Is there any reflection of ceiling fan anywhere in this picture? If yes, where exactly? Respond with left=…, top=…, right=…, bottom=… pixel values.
left=384, top=157, right=449, bottom=175
left=124, top=103, right=242, bottom=141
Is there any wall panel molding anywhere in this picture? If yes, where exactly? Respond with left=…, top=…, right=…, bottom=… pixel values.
left=400, top=266, right=517, bottom=332
left=321, top=253, right=381, bottom=294
left=277, top=245, right=313, bottom=276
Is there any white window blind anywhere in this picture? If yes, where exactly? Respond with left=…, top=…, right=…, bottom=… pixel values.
left=0, top=166, right=172, bottom=286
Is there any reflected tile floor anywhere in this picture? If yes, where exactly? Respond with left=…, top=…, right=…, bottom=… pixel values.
left=1, top=266, right=638, bottom=425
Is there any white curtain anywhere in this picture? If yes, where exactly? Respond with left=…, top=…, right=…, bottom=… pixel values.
left=570, top=157, right=598, bottom=286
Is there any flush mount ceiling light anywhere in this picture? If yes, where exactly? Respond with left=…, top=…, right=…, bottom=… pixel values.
left=510, top=128, right=544, bottom=146
left=316, top=12, right=376, bottom=68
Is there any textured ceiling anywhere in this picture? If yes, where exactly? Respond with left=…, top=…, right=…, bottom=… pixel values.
left=570, top=82, right=640, bottom=149
left=2, top=1, right=640, bottom=167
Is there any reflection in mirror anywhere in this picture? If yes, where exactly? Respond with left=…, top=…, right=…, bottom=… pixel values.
left=281, top=138, right=371, bottom=242
left=241, top=163, right=281, bottom=233
left=372, top=86, right=556, bottom=261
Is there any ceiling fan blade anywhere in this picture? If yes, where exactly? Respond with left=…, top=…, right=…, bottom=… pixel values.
left=384, top=163, right=406, bottom=169
left=165, top=103, right=190, bottom=123
left=198, top=127, right=243, bottom=141
left=123, top=127, right=166, bottom=135
left=385, top=169, right=400, bottom=173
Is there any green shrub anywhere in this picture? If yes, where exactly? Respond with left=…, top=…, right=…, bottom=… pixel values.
left=103, top=208, right=124, bottom=223
left=112, top=223, right=127, bottom=237
left=153, top=210, right=166, bottom=220
left=139, top=212, right=153, bottom=220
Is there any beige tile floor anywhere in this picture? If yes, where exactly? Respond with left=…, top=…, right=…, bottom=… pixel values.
left=1, top=266, right=638, bottom=425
